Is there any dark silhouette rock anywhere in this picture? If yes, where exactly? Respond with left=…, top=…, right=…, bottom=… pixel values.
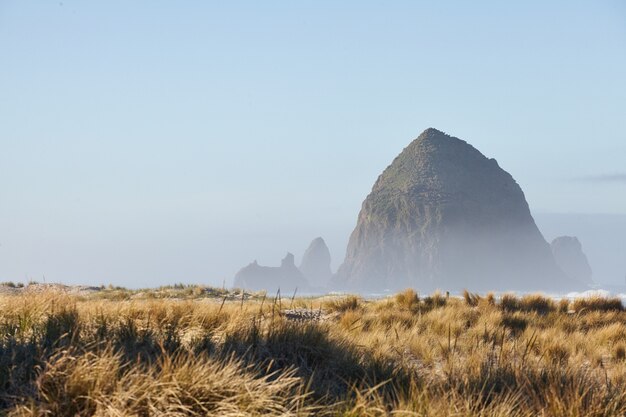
left=551, top=236, right=593, bottom=285
left=299, top=237, right=332, bottom=286
left=233, top=253, right=308, bottom=292
left=335, top=128, right=580, bottom=292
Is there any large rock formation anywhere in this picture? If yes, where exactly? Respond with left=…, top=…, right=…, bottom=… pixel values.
left=233, top=253, right=308, bottom=292
left=335, top=128, right=580, bottom=292
left=551, top=236, right=593, bottom=285
left=299, top=237, right=332, bottom=286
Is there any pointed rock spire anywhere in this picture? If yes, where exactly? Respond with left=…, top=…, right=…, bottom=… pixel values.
left=299, top=237, right=332, bottom=286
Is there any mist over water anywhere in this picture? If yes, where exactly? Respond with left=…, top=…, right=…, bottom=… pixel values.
left=237, top=212, right=626, bottom=296
left=217, top=211, right=626, bottom=295
left=1, top=211, right=625, bottom=293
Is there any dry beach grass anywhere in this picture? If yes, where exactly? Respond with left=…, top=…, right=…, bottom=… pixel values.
left=0, top=285, right=626, bottom=416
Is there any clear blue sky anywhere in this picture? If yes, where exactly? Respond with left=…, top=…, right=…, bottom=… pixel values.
left=1, top=1, right=625, bottom=287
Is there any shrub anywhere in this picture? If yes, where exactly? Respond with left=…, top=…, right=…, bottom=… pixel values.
left=544, top=341, right=570, bottom=365
left=572, top=296, right=624, bottom=313
left=323, top=295, right=362, bottom=313
left=423, top=291, right=446, bottom=310
left=0, top=281, right=24, bottom=288
left=500, top=293, right=519, bottom=312
left=501, top=314, right=528, bottom=335
left=519, top=294, right=555, bottom=314
left=395, top=289, right=420, bottom=311
left=463, top=290, right=480, bottom=307
left=500, top=294, right=555, bottom=314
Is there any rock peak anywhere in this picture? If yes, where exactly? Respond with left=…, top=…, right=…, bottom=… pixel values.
left=309, top=237, right=326, bottom=247
left=281, top=252, right=296, bottom=268
left=551, top=236, right=593, bottom=285
left=418, top=127, right=449, bottom=139
left=335, top=128, right=580, bottom=292
left=300, top=237, right=332, bottom=286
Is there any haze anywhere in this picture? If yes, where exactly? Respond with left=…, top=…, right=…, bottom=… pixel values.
left=1, top=1, right=625, bottom=289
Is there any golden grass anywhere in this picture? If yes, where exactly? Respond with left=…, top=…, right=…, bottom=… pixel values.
left=572, top=296, right=625, bottom=313
left=0, top=287, right=625, bottom=416
left=395, top=288, right=420, bottom=311
left=323, top=295, right=362, bottom=313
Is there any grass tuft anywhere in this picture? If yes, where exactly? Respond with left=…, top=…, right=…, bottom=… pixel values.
left=572, top=296, right=624, bottom=313
left=395, top=288, right=420, bottom=311
left=324, top=295, right=362, bottom=313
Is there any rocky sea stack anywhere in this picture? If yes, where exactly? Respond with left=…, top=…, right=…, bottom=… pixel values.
left=335, top=128, right=581, bottom=292
left=233, top=253, right=308, bottom=293
left=551, top=236, right=593, bottom=285
left=299, top=237, right=332, bottom=287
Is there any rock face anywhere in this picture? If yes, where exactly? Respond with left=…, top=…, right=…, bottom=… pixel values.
left=299, top=237, right=332, bottom=286
left=335, top=128, right=579, bottom=292
left=233, top=253, right=308, bottom=292
left=551, top=236, right=593, bottom=285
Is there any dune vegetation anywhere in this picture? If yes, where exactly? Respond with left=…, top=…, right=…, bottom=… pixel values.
left=1, top=285, right=625, bottom=416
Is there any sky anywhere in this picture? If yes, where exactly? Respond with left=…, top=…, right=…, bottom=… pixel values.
left=1, top=1, right=625, bottom=288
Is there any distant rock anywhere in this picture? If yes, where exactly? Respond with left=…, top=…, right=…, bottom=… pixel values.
left=233, top=253, right=308, bottom=293
left=335, top=128, right=580, bottom=292
left=299, top=237, right=332, bottom=286
left=551, top=236, right=593, bottom=285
